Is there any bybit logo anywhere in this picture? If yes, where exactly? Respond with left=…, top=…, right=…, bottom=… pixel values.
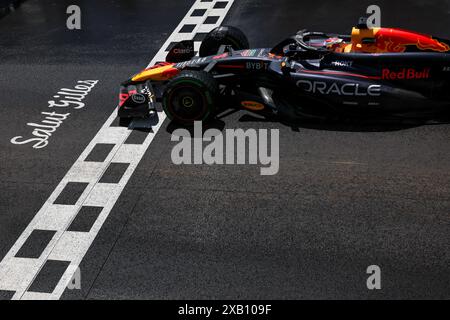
left=246, top=61, right=269, bottom=70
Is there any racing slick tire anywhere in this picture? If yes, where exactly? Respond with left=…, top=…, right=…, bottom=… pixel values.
left=199, top=26, right=250, bottom=57
left=162, top=70, right=219, bottom=125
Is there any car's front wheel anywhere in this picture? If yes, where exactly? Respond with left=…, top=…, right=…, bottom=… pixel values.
left=162, top=70, right=219, bottom=125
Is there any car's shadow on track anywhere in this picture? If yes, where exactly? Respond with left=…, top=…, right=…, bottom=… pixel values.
left=238, top=113, right=450, bottom=133
left=165, top=108, right=247, bottom=134
left=164, top=106, right=450, bottom=134
left=166, top=118, right=226, bottom=135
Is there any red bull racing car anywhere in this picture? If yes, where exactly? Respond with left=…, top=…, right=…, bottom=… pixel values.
left=118, top=18, right=450, bottom=125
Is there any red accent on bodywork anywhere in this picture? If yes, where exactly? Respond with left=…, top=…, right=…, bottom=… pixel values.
left=213, top=53, right=229, bottom=59
left=119, top=93, right=129, bottom=107
left=143, top=62, right=172, bottom=71
left=160, top=67, right=180, bottom=79
left=301, top=69, right=382, bottom=80
left=217, top=64, right=246, bottom=69
left=119, top=89, right=137, bottom=107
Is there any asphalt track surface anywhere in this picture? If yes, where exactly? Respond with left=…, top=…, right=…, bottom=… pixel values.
left=0, top=0, right=449, bottom=299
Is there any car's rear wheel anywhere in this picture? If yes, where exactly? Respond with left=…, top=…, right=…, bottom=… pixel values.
left=199, top=26, right=250, bottom=57
left=162, top=70, right=219, bottom=125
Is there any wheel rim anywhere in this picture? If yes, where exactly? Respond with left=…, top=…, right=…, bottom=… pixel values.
left=181, top=96, right=194, bottom=108
left=167, top=85, right=208, bottom=121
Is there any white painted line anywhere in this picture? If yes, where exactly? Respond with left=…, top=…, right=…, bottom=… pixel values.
left=0, top=0, right=235, bottom=300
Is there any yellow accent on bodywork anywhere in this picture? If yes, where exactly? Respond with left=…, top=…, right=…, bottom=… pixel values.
left=351, top=27, right=381, bottom=43
left=131, top=64, right=176, bottom=82
left=350, top=27, right=381, bottom=53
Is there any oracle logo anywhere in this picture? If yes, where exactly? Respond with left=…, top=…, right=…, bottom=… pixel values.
left=296, top=80, right=381, bottom=97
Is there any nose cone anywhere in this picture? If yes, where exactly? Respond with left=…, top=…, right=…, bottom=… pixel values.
left=131, top=64, right=179, bottom=82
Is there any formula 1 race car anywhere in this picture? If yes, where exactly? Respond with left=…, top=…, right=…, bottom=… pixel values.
left=118, top=17, right=450, bottom=125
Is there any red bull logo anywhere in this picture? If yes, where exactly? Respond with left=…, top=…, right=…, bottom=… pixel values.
left=382, top=68, right=431, bottom=80
left=373, top=28, right=450, bottom=53
left=416, top=38, right=450, bottom=52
